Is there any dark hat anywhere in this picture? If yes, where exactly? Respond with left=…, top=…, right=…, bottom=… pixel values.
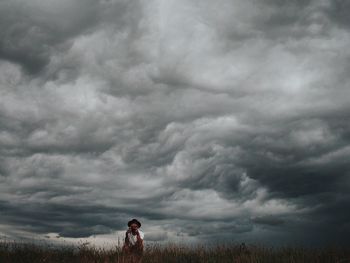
left=128, top=218, right=141, bottom=228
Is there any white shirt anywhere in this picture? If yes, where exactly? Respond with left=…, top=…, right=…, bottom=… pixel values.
left=127, top=229, right=144, bottom=246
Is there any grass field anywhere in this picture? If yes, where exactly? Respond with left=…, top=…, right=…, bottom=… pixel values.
left=0, top=240, right=349, bottom=263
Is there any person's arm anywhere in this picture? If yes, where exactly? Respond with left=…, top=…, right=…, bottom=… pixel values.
left=135, top=230, right=144, bottom=250
left=124, top=228, right=131, bottom=246
left=122, top=229, right=132, bottom=253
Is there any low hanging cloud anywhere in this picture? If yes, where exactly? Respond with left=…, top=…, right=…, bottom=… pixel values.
left=0, top=0, right=350, bottom=246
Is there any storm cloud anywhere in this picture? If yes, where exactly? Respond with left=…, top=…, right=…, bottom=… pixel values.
left=0, top=0, right=350, bottom=246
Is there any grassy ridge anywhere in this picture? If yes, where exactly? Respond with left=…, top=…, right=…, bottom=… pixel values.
left=0, top=241, right=349, bottom=263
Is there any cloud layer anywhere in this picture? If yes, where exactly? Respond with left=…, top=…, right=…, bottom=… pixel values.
left=0, top=0, right=350, bottom=246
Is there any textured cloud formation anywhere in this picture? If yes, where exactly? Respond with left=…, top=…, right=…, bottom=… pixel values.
left=0, top=0, right=350, bottom=246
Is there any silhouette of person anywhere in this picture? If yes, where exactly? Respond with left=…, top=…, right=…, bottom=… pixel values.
left=122, top=218, right=144, bottom=263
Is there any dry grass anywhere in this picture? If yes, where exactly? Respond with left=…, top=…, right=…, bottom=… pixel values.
left=0, top=240, right=349, bottom=263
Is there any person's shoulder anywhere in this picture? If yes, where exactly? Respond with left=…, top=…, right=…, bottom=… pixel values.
left=139, top=229, right=145, bottom=239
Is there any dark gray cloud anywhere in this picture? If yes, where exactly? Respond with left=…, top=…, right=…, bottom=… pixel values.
left=0, top=0, right=139, bottom=75
left=0, top=0, right=350, bottom=246
left=0, top=200, right=127, bottom=238
left=0, top=0, right=94, bottom=74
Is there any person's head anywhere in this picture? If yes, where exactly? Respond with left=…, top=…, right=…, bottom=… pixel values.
left=128, top=219, right=141, bottom=232
left=130, top=223, right=139, bottom=231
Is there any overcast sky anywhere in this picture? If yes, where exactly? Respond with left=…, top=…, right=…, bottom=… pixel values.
left=0, top=0, right=350, bottom=247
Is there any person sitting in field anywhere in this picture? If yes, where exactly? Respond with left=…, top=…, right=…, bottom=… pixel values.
left=122, top=218, right=144, bottom=262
